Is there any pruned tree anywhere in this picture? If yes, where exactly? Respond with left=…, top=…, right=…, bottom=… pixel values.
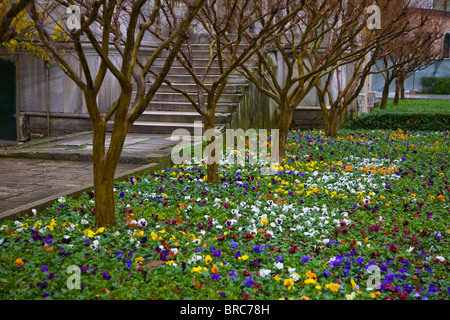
left=377, top=7, right=442, bottom=109
left=154, top=0, right=306, bottom=183
left=238, top=0, right=364, bottom=158
left=238, top=0, right=431, bottom=150
left=28, top=0, right=206, bottom=227
left=314, top=0, right=427, bottom=136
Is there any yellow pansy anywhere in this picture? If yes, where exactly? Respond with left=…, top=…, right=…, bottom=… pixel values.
left=325, top=283, right=340, bottom=292
left=351, top=279, right=357, bottom=290
left=191, top=266, right=203, bottom=273
left=134, top=257, right=144, bottom=264
left=283, top=278, right=294, bottom=287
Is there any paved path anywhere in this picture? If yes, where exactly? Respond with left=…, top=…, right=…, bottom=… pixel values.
left=0, top=158, right=142, bottom=215
left=0, top=132, right=178, bottom=220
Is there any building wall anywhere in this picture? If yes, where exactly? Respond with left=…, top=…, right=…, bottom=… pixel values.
left=1, top=48, right=127, bottom=139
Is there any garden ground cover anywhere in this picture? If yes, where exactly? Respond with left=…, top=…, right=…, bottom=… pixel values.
left=381, top=99, right=450, bottom=112
left=0, top=128, right=449, bottom=300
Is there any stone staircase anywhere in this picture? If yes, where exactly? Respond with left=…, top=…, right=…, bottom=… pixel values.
left=118, top=43, right=251, bottom=135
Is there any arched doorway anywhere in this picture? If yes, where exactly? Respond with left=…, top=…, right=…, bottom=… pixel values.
left=443, top=33, right=450, bottom=58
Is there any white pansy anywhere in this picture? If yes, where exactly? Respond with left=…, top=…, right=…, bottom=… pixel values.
left=187, top=254, right=203, bottom=264
left=274, top=262, right=284, bottom=270
left=138, top=218, right=147, bottom=227
left=259, top=269, right=272, bottom=278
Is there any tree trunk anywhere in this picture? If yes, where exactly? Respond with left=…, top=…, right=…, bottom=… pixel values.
left=92, top=125, right=117, bottom=228
left=393, top=79, right=400, bottom=106
left=400, top=76, right=406, bottom=100
left=276, top=106, right=295, bottom=162
left=380, top=78, right=392, bottom=110
left=204, top=114, right=219, bottom=184
left=325, top=115, right=339, bottom=137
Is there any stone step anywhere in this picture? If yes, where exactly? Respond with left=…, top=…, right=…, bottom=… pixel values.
left=113, top=121, right=226, bottom=135
left=150, top=65, right=243, bottom=76
left=174, top=49, right=260, bottom=61
left=163, top=74, right=246, bottom=84
left=150, top=91, right=244, bottom=103
left=138, top=111, right=232, bottom=124
left=133, top=82, right=249, bottom=93
left=145, top=101, right=237, bottom=113
left=152, top=57, right=225, bottom=68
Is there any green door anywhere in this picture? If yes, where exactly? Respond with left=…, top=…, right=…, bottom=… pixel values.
left=0, top=59, right=17, bottom=144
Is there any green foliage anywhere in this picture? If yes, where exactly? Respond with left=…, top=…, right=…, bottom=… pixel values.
left=0, top=0, right=50, bottom=63
left=347, top=99, right=450, bottom=131
left=421, top=77, right=450, bottom=95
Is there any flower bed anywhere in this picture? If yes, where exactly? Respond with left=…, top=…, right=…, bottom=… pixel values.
left=0, top=129, right=449, bottom=300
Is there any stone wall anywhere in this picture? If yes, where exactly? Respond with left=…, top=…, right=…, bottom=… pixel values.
left=1, top=47, right=128, bottom=139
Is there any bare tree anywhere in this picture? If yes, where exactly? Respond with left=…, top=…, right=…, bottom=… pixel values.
left=155, top=0, right=306, bottom=183
left=28, top=0, right=206, bottom=227
left=238, top=1, right=369, bottom=157
left=377, top=8, right=442, bottom=108
left=238, top=0, right=430, bottom=151
left=314, top=0, right=427, bottom=136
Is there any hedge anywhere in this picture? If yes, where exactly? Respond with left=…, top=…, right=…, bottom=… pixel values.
left=347, top=110, right=450, bottom=131
left=421, top=77, right=450, bottom=94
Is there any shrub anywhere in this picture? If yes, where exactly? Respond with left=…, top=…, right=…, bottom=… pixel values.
left=347, top=111, right=450, bottom=131
left=421, top=77, right=450, bottom=94
left=347, top=99, right=450, bottom=131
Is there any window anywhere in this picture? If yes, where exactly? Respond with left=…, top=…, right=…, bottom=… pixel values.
left=443, top=34, right=450, bottom=58
left=434, top=0, right=449, bottom=11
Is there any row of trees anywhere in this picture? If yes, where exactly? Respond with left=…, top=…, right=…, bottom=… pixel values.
left=0, top=0, right=442, bottom=227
